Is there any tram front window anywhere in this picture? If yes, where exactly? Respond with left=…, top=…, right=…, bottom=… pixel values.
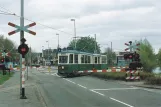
left=59, top=56, right=68, bottom=63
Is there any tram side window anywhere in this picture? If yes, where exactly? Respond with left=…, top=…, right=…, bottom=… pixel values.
left=74, top=54, right=78, bottom=63
left=69, top=54, right=73, bottom=63
left=95, top=57, right=97, bottom=64
left=59, top=56, right=68, bottom=63
left=88, top=56, right=91, bottom=64
left=98, top=57, right=100, bottom=64
left=85, top=55, right=88, bottom=63
left=81, top=55, right=85, bottom=63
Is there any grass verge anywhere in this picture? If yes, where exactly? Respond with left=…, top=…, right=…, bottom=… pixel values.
left=0, top=71, right=14, bottom=85
left=91, top=72, right=161, bottom=85
left=91, top=72, right=155, bottom=81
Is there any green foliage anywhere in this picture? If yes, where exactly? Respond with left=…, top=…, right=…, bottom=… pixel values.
left=140, top=72, right=154, bottom=80
left=136, top=39, right=156, bottom=72
left=145, top=76, right=161, bottom=85
left=68, top=36, right=101, bottom=53
left=156, top=48, right=161, bottom=68
left=0, top=35, right=18, bottom=62
left=91, top=72, right=155, bottom=81
left=103, top=47, right=116, bottom=66
left=0, top=72, right=14, bottom=85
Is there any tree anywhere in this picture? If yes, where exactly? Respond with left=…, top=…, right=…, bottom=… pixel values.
left=0, top=35, right=18, bottom=63
left=136, top=39, right=156, bottom=72
left=156, top=48, right=161, bottom=68
left=68, top=36, right=101, bottom=53
left=103, top=47, right=116, bottom=66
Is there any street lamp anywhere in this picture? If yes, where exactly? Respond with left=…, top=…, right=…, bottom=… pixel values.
left=56, top=33, right=59, bottom=49
left=42, top=46, right=44, bottom=66
left=42, top=46, right=44, bottom=57
left=46, top=41, right=49, bottom=61
left=71, top=19, right=77, bottom=49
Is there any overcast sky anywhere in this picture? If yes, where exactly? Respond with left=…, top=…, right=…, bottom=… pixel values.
left=0, top=0, right=161, bottom=53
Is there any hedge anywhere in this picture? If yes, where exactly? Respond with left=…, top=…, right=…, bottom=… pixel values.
left=145, top=76, right=161, bottom=85
left=91, top=72, right=155, bottom=81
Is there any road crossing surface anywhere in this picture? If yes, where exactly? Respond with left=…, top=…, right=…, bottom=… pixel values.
left=31, top=67, right=161, bottom=107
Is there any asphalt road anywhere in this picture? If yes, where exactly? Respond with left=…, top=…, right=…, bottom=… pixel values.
left=31, top=67, right=161, bottom=107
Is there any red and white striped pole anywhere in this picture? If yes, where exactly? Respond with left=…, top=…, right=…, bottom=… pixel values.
left=21, top=57, right=27, bottom=99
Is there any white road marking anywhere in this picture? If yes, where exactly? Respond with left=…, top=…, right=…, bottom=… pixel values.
left=110, top=97, right=134, bottom=107
left=142, top=88, right=154, bottom=92
left=90, top=90, right=105, bottom=96
left=77, top=84, right=87, bottom=89
left=64, top=79, right=76, bottom=84
left=51, top=73, right=55, bottom=76
left=55, top=73, right=61, bottom=77
left=91, top=87, right=138, bottom=91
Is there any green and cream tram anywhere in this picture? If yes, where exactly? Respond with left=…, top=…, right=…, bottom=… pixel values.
left=58, top=49, right=108, bottom=77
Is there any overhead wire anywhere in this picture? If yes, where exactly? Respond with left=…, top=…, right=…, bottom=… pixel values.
left=12, top=13, right=73, bottom=36
left=0, top=5, right=73, bottom=36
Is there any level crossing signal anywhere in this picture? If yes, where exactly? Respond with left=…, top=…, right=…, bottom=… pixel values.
left=124, top=41, right=142, bottom=70
left=18, top=38, right=29, bottom=58
left=8, top=22, right=36, bottom=35
left=124, top=41, right=140, bottom=52
left=1, top=58, right=4, bottom=63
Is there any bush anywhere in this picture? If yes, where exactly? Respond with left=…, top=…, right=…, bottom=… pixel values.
left=91, top=72, right=155, bottom=81
left=145, top=76, right=161, bottom=85
left=140, top=72, right=154, bottom=80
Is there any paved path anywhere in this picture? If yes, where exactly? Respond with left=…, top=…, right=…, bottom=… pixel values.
left=33, top=68, right=161, bottom=107
left=0, top=70, right=44, bottom=107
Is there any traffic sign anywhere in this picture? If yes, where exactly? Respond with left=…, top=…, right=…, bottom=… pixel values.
left=8, top=22, right=36, bottom=35
left=124, top=41, right=140, bottom=52
left=1, top=52, right=10, bottom=57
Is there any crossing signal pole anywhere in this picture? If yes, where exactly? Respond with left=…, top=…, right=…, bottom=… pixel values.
left=8, top=0, right=36, bottom=99
left=124, top=41, right=142, bottom=70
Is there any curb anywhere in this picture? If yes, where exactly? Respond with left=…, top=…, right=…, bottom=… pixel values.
left=133, top=85, right=161, bottom=90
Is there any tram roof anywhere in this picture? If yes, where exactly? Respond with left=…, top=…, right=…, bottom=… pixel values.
left=59, top=50, right=105, bottom=56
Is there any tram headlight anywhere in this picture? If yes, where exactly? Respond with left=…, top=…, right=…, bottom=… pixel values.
left=62, top=66, right=64, bottom=69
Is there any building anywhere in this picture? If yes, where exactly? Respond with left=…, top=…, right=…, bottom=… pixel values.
left=116, top=51, right=130, bottom=67
left=42, top=49, right=58, bottom=65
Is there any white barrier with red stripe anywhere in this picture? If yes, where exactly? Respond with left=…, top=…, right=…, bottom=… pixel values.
left=125, top=68, right=142, bottom=80
left=126, top=70, right=139, bottom=74
left=126, top=76, right=140, bottom=80
left=22, top=58, right=26, bottom=88
left=78, top=69, right=126, bottom=73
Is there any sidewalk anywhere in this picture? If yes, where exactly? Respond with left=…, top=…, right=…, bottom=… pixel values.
left=117, top=81, right=161, bottom=89
left=0, top=70, right=45, bottom=107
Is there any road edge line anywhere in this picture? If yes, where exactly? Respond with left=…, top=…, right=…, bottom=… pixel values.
left=77, top=84, right=87, bottom=89
left=90, top=89, right=105, bottom=96
left=110, top=97, right=134, bottom=107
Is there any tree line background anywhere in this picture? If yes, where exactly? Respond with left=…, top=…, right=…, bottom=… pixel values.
left=1, top=34, right=160, bottom=72
left=69, top=36, right=160, bottom=72
left=0, top=35, right=37, bottom=65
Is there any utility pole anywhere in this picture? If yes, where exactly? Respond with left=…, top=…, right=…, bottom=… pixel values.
left=20, top=0, right=25, bottom=99
left=56, top=34, right=59, bottom=49
left=42, top=46, right=44, bottom=66
left=46, top=41, right=49, bottom=64
left=30, top=47, right=31, bottom=68
left=71, top=19, right=76, bottom=50
left=94, top=34, right=97, bottom=53
left=111, top=42, right=112, bottom=66
left=26, top=51, right=28, bottom=80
